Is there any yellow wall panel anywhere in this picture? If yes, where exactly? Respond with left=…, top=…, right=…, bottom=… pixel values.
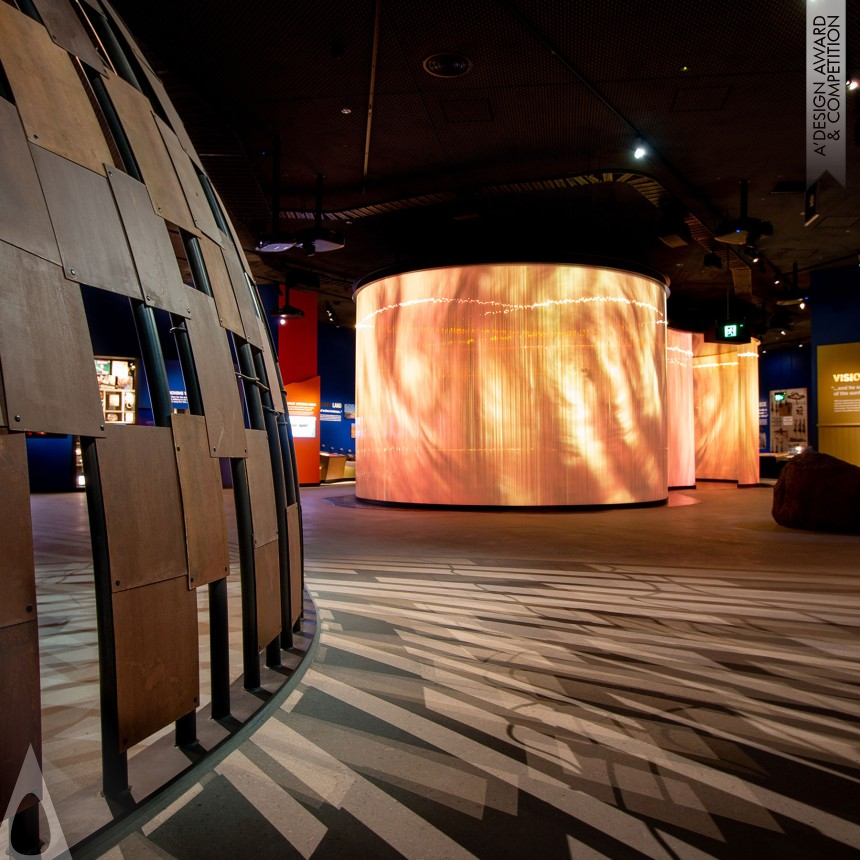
left=817, top=343, right=860, bottom=465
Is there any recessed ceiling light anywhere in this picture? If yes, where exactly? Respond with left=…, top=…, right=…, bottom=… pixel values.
left=340, top=107, right=352, bottom=115
left=423, top=53, right=473, bottom=78
left=633, top=138, right=647, bottom=159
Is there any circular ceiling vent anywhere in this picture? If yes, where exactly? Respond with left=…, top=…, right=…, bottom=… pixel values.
left=422, top=53, right=472, bottom=78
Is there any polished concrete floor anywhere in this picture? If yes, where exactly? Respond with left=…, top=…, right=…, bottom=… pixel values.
left=29, top=483, right=860, bottom=858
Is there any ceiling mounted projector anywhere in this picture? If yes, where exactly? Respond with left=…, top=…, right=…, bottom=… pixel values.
left=256, top=147, right=344, bottom=256
left=713, top=217, right=773, bottom=245
left=293, top=225, right=345, bottom=257
left=256, top=234, right=296, bottom=253
left=713, top=179, right=773, bottom=245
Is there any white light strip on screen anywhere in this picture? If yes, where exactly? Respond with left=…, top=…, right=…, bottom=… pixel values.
left=357, top=294, right=664, bottom=328
left=666, top=344, right=693, bottom=358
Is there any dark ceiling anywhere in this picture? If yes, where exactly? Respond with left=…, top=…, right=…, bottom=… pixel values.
left=109, top=0, right=859, bottom=346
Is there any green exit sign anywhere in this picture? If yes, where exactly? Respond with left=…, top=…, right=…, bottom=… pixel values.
left=710, top=318, right=751, bottom=344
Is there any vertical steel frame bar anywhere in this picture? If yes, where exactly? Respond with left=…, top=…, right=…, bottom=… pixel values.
left=253, top=350, right=292, bottom=651
left=230, top=456, right=260, bottom=690
left=82, top=438, right=129, bottom=803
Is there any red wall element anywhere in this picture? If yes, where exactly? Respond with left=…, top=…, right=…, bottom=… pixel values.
left=278, top=287, right=319, bottom=484
left=277, top=288, right=318, bottom=382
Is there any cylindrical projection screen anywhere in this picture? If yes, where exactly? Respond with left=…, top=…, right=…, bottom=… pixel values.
left=355, top=263, right=668, bottom=506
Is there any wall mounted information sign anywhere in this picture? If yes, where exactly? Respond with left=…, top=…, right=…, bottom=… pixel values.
left=769, top=387, right=807, bottom=453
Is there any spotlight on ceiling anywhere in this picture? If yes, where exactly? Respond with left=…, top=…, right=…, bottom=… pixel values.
left=324, top=301, right=340, bottom=326
left=270, top=278, right=305, bottom=324
left=703, top=251, right=723, bottom=269
left=633, top=138, right=647, bottom=159
left=776, top=294, right=809, bottom=309
left=270, top=301, right=304, bottom=323
left=744, top=245, right=760, bottom=263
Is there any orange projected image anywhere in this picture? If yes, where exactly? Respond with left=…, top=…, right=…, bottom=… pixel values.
left=692, top=335, right=760, bottom=485
left=355, top=264, right=668, bottom=506
left=667, top=329, right=695, bottom=488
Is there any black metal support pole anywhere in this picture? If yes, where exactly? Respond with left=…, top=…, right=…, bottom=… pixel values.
left=132, top=301, right=172, bottom=427
left=15, top=0, right=43, bottom=24
left=270, top=361, right=305, bottom=631
left=174, top=712, right=197, bottom=748
left=254, top=352, right=293, bottom=651
left=133, top=301, right=198, bottom=746
left=87, top=9, right=142, bottom=90
left=208, top=578, right=231, bottom=719
left=82, top=439, right=130, bottom=803
left=237, top=342, right=265, bottom=431
left=171, top=316, right=204, bottom=415
left=198, top=172, right=231, bottom=236
left=265, top=638, right=281, bottom=668
left=231, top=457, right=260, bottom=690
left=89, top=72, right=142, bottom=181
left=276, top=412, right=297, bottom=506
left=183, top=234, right=214, bottom=298
left=258, top=308, right=304, bottom=633
left=290, top=414, right=306, bottom=634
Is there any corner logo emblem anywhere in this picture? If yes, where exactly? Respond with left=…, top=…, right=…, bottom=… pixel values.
left=1, top=747, right=70, bottom=859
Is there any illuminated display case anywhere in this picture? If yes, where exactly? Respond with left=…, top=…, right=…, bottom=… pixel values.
left=95, top=357, right=137, bottom=425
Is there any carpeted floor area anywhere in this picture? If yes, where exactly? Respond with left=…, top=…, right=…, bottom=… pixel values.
left=31, top=483, right=860, bottom=858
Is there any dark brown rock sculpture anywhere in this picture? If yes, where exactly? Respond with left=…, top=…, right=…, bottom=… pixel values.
left=772, top=451, right=860, bottom=533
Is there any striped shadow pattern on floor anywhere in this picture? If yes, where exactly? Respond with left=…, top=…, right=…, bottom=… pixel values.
left=106, top=554, right=860, bottom=859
